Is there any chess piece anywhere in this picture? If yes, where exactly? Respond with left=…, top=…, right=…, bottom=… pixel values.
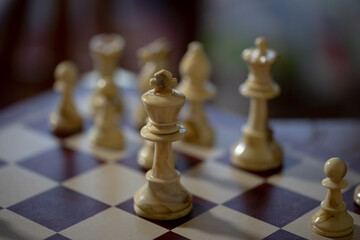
left=89, top=33, right=125, bottom=116
left=177, top=42, right=216, bottom=147
left=311, top=157, right=353, bottom=237
left=133, top=37, right=171, bottom=129
left=89, top=80, right=124, bottom=150
left=231, top=37, right=282, bottom=171
left=354, top=184, right=360, bottom=206
left=49, top=61, right=82, bottom=136
left=134, top=70, right=192, bottom=220
left=135, top=38, right=171, bottom=169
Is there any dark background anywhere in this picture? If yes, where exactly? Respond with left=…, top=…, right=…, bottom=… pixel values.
left=1, top=0, right=360, bottom=118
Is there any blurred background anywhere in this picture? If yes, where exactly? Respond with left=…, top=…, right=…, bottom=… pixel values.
left=0, top=0, right=360, bottom=118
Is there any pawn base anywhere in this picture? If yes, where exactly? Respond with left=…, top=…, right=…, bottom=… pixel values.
left=137, top=141, right=154, bottom=170
left=231, top=128, right=282, bottom=171
left=182, top=121, right=214, bottom=147
left=134, top=171, right=192, bottom=220
left=49, top=115, right=82, bottom=137
left=311, top=208, right=353, bottom=237
left=89, top=128, right=124, bottom=150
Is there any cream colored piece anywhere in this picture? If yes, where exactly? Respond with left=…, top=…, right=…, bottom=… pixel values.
left=89, top=80, right=124, bottom=150
left=89, top=33, right=125, bottom=116
left=231, top=37, right=282, bottom=171
left=137, top=131, right=155, bottom=170
left=133, top=38, right=171, bottom=130
left=311, top=157, right=353, bottom=237
left=49, top=61, right=82, bottom=136
left=134, top=70, right=192, bottom=220
left=178, top=42, right=216, bottom=147
left=354, top=184, right=360, bottom=206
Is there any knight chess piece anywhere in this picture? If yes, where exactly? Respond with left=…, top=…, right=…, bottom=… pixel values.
left=134, top=70, right=192, bottom=220
left=231, top=37, right=282, bottom=171
left=311, top=157, right=353, bottom=237
left=89, top=80, right=124, bottom=150
left=89, top=33, right=125, bottom=116
left=177, top=42, right=216, bottom=147
left=49, top=61, right=82, bottom=136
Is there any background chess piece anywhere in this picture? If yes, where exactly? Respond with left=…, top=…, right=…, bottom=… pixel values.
left=135, top=38, right=171, bottom=169
left=89, top=33, right=125, bottom=116
left=89, top=80, right=124, bottom=150
left=231, top=37, right=282, bottom=171
left=134, top=70, right=192, bottom=220
left=354, top=184, right=360, bottom=206
left=311, top=157, right=353, bottom=237
left=178, top=42, right=216, bottom=147
left=133, top=37, right=171, bottom=129
left=49, top=61, right=82, bottom=136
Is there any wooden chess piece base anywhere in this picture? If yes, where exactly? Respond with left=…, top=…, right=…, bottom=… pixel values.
left=231, top=127, right=282, bottom=171
left=311, top=207, right=353, bottom=237
left=137, top=141, right=154, bottom=169
left=182, top=120, right=213, bottom=147
left=89, top=128, right=124, bottom=150
left=49, top=113, right=82, bottom=137
left=133, top=105, right=148, bottom=130
left=354, top=184, right=360, bottom=206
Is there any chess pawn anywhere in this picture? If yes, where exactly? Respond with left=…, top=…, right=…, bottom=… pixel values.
left=134, top=70, right=192, bottom=220
left=89, top=33, right=125, bottom=116
left=178, top=42, right=216, bottom=147
left=231, top=37, right=282, bottom=171
left=89, top=80, right=124, bottom=150
left=311, top=157, right=353, bottom=237
left=49, top=61, right=82, bottom=136
left=133, top=38, right=171, bottom=129
left=354, top=184, right=360, bottom=206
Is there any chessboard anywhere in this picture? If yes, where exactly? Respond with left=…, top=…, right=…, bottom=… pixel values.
left=0, top=69, right=359, bottom=240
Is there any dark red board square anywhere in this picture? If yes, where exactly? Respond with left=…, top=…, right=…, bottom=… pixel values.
left=223, top=183, right=319, bottom=228
left=154, top=231, right=190, bottom=240
left=262, top=229, right=307, bottom=240
left=343, top=184, right=360, bottom=214
left=45, top=234, right=72, bottom=240
left=18, top=147, right=104, bottom=182
left=216, top=152, right=300, bottom=178
left=8, top=186, right=110, bottom=232
left=119, top=150, right=202, bottom=174
left=117, top=195, right=217, bottom=230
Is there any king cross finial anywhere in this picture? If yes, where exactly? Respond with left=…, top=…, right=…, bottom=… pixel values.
left=150, top=69, right=177, bottom=94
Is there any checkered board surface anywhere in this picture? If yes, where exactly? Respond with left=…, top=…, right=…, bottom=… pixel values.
left=0, top=69, right=359, bottom=240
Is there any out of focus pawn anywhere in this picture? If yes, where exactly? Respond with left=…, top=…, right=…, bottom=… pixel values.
left=177, top=42, right=216, bottom=147
left=89, top=33, right=125, bottom=116
left=133, top=38, right=171, bottom=130
left=89, top=80, right=124, bottom=150
left=354, top=184, right=360, bottom=206
left=311, top=157, right=353, bottom=237
left=49, top=61, right=82, bottom=136
left=137, top=130, right=154, bottom=169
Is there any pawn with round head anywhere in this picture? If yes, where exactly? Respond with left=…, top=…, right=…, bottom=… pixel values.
left=49, top=61, right=82, bottom=137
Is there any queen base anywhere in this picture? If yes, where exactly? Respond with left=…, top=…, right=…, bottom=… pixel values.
left=231, top=128, right=282, bottom=171
left=311, top=208, right=353, bottom=237
left=134, top=171, right=192, bottom=220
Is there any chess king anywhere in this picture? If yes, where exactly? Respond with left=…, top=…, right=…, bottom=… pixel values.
left=231, top=37, right=282, bottom=171
left=134, top=70, right=192, bottom=220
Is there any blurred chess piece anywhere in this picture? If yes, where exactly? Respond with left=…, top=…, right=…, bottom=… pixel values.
left=135, top=38, right=171, bottom=169
left=178, top=42, right=216, bottom=147
left=49, top=61, right=82, bottom=136
left=354, top=184, right=360, bottom=206
left=312, top=157, right=353, bottom=237
left=89, top=79, right=124, bottom=150
left=231, top=37, right=282, bottom=171
left=134, top=70, right=192, bottom=220
left=89, top=33, right=125, bottom=116
left=133, top=37, right=171, bottom=129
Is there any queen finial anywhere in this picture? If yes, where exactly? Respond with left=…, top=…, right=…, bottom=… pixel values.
left=150, top=69, right=177, bottom=94
left=255, top=37, right=267, bottom=56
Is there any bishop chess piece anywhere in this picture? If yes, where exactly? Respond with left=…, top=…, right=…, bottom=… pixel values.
left=134, top=70, right=192, bottom=220
left=311, top=157, right=353, bottom=237
left=135, top=38, right=171, bottom=169
left=177, top=42, right=216, bottom=147
left=354, top=184, right=360, bottom=206
left=89, top=33, right=125, bottom=116
left=89, top=80, right=124, bottom=150
left=231, top=37, right=282, bottom=171
left=49, top=61, right=82, bottom=136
